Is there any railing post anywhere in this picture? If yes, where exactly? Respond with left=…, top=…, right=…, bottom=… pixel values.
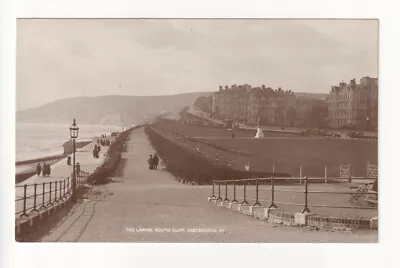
left=39, top=182, right=46, bottom=209
left=223, top=181, right=229, bottom=201
left=348, top=164, right=352, bottom=183
left=63, top=180, right=66, bottom=199
left=31, top=183, right=38, bottom=213
left=299, top=165, right=302, bottom=184
left=232, top=180, right=238, bottom=203
left=59, top=180, right=62, bottom=200
left=48, top=182, right=53, bottom=206
left=20, top=184, right=29, bottom=217
left=54, top=181, right=58, bottom=203
left=324, top=165, right=328, bottom=184
left=216, top=181, right=222, bottom=201
left=253, top=178, right=261, bottom=206
left=210, top=181, right=216, bottom=199
left=241, top=180, right=249, bottom=205
left=268, top=176, right=278, bottom=208
left=67, top=177, right=70, bottom=195
left=302, top=176, right=311, bottom=213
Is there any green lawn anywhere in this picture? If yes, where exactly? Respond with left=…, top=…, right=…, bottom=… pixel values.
left=155, top=120, right=377, bottom=178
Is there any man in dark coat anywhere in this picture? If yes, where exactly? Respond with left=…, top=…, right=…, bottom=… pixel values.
left=76, top=162, right=81, bottom=178
left=42, top=162, right=47, bottom=176
left=46, top=163, right=51, bottom=176
left=36, top=163, right=42, bottom=176
left=153, top=154, right=159, bottom=170
left=148, top=155, right=153, bottom=170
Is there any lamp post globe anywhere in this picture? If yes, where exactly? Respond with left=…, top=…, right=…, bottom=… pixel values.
left=70, top=118, right=79, bottom=139
left=69, top=119, right=79, bottom=201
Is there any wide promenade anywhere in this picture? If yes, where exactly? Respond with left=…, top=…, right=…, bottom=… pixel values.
left=36, top=128, right=377, bottom=242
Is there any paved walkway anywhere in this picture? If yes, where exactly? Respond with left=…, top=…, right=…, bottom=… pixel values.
left=15, top=140, right=109, bottom=217
left=38, top=128, right=377, bottom=242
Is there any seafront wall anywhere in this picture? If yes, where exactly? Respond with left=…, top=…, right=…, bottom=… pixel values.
left=16, top=140, right=100, bottom=183
left=15, top=141, right=92, bottom=166
left=15, top=154, right=65, bottom=166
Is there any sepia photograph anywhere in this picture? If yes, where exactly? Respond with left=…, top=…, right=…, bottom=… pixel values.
left=13, top=18, right=379, bottom=243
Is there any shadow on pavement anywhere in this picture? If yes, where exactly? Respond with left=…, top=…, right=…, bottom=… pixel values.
left=18, top=186, right=95, bottom=242
left=18, top=199, right=84, bottom=242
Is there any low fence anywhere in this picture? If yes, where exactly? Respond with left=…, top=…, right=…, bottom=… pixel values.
left=210, top=177, right=378, bottom=214
left=15, top=170, right=90, bottom=218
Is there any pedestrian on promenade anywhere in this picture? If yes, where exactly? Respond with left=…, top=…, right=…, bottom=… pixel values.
left=67, top=156, right=71, bottom=165
left=148, top=155, right=154, bottom=170
left=153, top=154, right=159, bottom=170
left=36, top=163, right=42, bottom=176
left=42, top=162, right=47, bottom=176
left=46, top=163, right=51, bottom=176
left=76, top=162, right=81, bottom=179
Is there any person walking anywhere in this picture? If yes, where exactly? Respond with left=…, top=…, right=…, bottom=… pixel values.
left=148, top=155, right=154, bottom=170
left=42, top=162, right=47, bottom=176
left=36, top=163, right=42, bottom=176
left=76, top=162, right=81, bottom=178
left=153, top=154, right=159, bottom=170
left=67, top=156, right=71, bottom=165
left=46, top=163, right=51, bottom=177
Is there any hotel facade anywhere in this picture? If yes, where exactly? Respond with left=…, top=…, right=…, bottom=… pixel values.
left=326, top=77, right=378, bottom=130
left=212, top=84, right=296, bottom=126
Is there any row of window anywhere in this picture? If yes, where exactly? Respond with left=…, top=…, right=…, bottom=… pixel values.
left=331, top=119, right=353, bottom=127
left=329, top=111, right=370, bottom=118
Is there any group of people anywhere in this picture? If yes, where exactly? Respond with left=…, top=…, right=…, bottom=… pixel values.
left=148, top=154, right=159, bottom=170
left=98, top=136, right=111, bottom=146
left=93, top=143, right=101, bottom=158
left=36, top=162, right=51, bottom=177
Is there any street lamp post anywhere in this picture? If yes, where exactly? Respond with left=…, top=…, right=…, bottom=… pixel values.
left=69, top=119, right=79, bottom=201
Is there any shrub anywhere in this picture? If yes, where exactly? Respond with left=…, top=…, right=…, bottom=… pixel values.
left=87, top=125, right=143, bottom=184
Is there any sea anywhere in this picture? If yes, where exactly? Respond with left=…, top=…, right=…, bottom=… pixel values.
left=16, top=122, right=122, bottom=162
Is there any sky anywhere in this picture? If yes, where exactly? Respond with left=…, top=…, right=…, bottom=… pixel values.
left=16, top=19, right=378, bottom=110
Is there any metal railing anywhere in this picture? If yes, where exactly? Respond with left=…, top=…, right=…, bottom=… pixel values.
left=76, top=170, right=90, bottom=187
left=15, top=178, right=72, bottom=218
left=210, top=177, right=378, bottom=213
left=15, top=170, right=92, bottom=218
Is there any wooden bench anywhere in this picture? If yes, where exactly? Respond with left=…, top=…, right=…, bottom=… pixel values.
left=350, top=183, right=378, bottom=206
